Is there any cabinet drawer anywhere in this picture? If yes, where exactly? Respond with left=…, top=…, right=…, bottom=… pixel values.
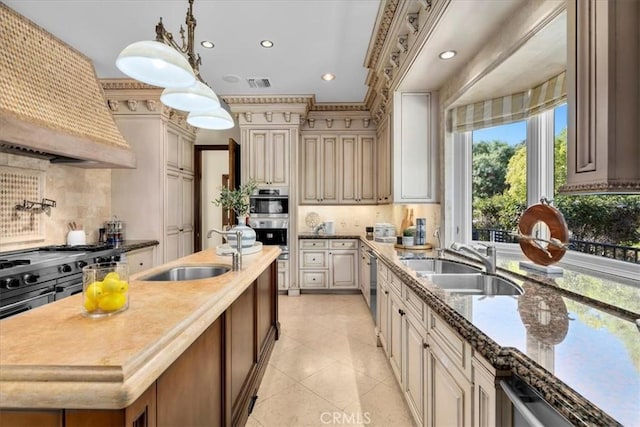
left=300, top=239, right=329, bottom=249
left=429, top=311, right=471, bottom=378
left=329, top=239, right=358, bottom=250
left=300, top=251, right=327, bottom=268
left=300, top=271, right=328, bottom=288
left=277, top=260, right=286, bottom=271
left=403, top=284, right=426, bottom=324
left=388, top=271, right=402, bottom=297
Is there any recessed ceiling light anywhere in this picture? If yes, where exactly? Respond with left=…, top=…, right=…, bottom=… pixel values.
left=260, top=40, right=274, bottom=48
left=201, top=41, right=214, bottom=49
left=321, top=73, right=336, bottom=81
left=439, top=50, right=457, bottom=60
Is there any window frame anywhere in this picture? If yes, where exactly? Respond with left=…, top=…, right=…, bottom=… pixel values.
left=445, top=108, right=639, bottom=281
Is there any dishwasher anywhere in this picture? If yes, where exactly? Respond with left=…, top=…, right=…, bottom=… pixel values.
left=500, top=376, right=572, bottom=427
left=367, top=250, right=377, bottom=325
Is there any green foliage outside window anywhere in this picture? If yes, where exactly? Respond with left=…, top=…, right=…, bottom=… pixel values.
left=473, top=128, right=640, bottom=249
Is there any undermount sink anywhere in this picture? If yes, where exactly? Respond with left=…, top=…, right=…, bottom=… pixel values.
left=401, top=258, right=480, bottom=274
left=420, top=273, right=523, bottom=296
left=141, top=265, right=231, bottom=281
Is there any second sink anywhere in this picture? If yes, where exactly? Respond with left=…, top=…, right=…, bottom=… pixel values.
left=420, top=273, right=523, bottom=296
left=401, top=258, right=480, bottom=274
left=141, top=265, right=231, bottom=281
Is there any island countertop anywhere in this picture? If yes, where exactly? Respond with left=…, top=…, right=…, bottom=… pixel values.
left=0, top=246, right=280, bottom=410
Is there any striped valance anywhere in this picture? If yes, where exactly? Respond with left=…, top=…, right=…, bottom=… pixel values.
left=452, top=71, right=566, bottom=133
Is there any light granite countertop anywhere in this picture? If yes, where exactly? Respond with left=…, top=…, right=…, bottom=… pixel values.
left=0, top=246, right=280, bottom=410
left=361, top=239, right=639, bottom=427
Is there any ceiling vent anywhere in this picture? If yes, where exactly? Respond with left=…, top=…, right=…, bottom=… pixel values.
left=247, top=78, right=272, bottom=89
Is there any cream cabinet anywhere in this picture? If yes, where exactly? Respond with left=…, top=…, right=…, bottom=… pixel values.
left=376, top=113, right=393, bottom=204
left=359, top=246, right=370, bottom=307
left=562, top=0, right=640, bottom=194
left=377, top=263, right=390, bottom=353
left=393, top=91, right=439, bottom=203
left=277, top=259, right=289, bottom=291
left=403, top=302, right=427, bottom=427
left=300, top=135, right=339, bottom=204
left=125, top=246, right=156, bottom=275
left=246, top=129, right=289, bottom=187
left=298, top=239, right=359, bottom=290
left=340, top=135, right=376, bottom=204
left=299, top=133, right=376, bottom=205
left=108, top=99, right=196, bottom=265
left=388, top=290, right=404, bottom=383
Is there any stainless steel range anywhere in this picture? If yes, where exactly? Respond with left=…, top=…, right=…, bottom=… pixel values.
left=0, top=245, right=122, bottom=319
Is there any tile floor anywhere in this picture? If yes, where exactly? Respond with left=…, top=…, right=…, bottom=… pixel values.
left=246, top=294, right=416, bottom=427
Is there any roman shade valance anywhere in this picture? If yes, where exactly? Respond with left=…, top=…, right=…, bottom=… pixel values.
left=451, top=72, right=566, bottom=133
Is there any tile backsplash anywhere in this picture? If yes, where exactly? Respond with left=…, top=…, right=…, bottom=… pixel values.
left=0, top=153, right=112, bottom=251
left=297, top=203, right=441, bottom=245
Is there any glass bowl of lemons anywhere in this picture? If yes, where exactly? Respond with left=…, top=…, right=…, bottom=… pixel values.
left=82, top=262, right=129, bottom=317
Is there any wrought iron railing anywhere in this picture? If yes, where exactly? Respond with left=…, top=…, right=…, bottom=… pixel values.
left=472, top=228, right=640, bottom=264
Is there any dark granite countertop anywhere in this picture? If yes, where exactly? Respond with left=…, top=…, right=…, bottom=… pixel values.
left=298, top=233, right=363, bottom=239
left=112, top=240, right=159, bottom=252
left=361, top=239, right=639, bottom=427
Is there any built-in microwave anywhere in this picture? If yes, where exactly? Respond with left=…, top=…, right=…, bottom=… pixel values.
left=249, top=188, right=289, bottom=216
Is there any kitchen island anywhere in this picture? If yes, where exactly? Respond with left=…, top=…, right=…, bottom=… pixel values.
left=0, top=245, right=280, bottom=427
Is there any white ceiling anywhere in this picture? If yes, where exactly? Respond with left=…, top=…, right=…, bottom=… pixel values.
left=3, top=0, right=381, bottom=103
left=3, top=0, right=566, bottom=106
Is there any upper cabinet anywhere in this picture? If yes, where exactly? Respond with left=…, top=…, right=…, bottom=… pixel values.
left=300, top=135, right=339, bottom=204
left=563, top=0, right=640, bottom=194
left=377, top=112, right=393, bottom=204
left=393, top=91, right=439, bottom=203
left=340, top=135, right=377, bottom=204
left=245, top=129, right=290, bottom=187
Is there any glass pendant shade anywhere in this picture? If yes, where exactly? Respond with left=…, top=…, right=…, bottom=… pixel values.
left=187, top=107, right=235, bottom=130
left=160, top=81, right=220, bottom=112
left=116, top=41, right=196, bottom=88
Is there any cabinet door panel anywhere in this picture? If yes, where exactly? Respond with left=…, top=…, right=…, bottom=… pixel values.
left=180, top=135, right=194, bottom=173
left=270, top=130, right=289, bottom=185
left=248, top=130, right=268, bottom=184
left=378, top=280, right=390, bottom=353
left=428, top=340, right=471, bottom=427
left=230, top=285, right=256, bottom=408
left=166, top=128, right=180, bottom=169
left=404, top=315, right=425, bottom=426
left=321, top=136, right=339, bottom=203
left=181, top=174, right=194, bottom=230
left=301, top=251, right=327, bottom=268
left=157, top=319, right=222, bottom=427
left=340, top=136, right=358, bottom=202
left=359, top=136, right=376, bottom=203
left=301, top=136, right=320, bottom=203
left=165, top=171, right=180, bottom=231
left=256, top=265, right=274, bottom=355
left=330, top=250, right=358, bottom=289
left=389, top=292, right=403, bottom=383
left=164, top=231, right=180, bottom=263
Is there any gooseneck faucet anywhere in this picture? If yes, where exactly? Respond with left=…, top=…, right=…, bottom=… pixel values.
left=433, top=226, right=445, bottom=258
left=207, top=228, right=243, bottom=271
left=450, top=242, right=497, bottom=274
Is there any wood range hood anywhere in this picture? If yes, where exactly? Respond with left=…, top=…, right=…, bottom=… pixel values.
left=0, top=3, right=135, bottom=169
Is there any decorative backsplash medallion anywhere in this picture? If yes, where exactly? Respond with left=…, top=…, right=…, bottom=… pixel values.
left=0, top=166, right=45, bottom=243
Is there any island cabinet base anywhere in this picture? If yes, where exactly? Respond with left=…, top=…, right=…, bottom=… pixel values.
left=0, top=261, right=278, bottom=427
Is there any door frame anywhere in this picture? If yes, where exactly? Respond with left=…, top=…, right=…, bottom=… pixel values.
left=194, top=140, right=238, bottom=252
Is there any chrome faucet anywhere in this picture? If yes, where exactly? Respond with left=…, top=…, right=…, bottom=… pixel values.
left=207, top=228, right=243, bottom=271
left=433, top=226, right=445, bottom=258
left=450, top=242, right=497, bottom=274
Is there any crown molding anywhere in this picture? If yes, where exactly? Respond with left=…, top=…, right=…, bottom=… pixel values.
left=364, top=0, right=401, bottom=71
left=310, top=103, right=369, bottom=112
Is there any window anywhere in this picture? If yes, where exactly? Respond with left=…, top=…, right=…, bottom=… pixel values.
left=449, top=102, right=639, bottom=276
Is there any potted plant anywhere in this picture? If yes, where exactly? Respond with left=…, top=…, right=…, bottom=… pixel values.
left=402, top=227, right=415, bottom=246
left=213, top=180, right=258, bottom=247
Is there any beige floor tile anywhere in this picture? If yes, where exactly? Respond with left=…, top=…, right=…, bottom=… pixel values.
left=300, top=361, right=380, bottom=410
left=244, top=416, right=263, bottom=427
left=340, top=344, right=397, bottom=384
left=255, top=363, right=297, bottom=401
left=268, top=342, right=336, bottom=381
left=343, top=382, right=416, bottom=427
left=251, top=383, right=340, bottom=427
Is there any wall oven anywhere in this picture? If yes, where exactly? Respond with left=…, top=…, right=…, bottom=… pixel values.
left=248, top=218, right=289, bottom=259
left=249, top=188, right=289, bottom=216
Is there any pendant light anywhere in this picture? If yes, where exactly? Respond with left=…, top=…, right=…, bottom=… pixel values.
left=161, top=80, right=220, bottom=112
left=116, top=40, right=196, bottom=88
left=187, top=107, right=234, bottom=130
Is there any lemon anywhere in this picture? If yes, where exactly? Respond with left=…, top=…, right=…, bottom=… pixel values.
left=103, top=277, right=123, bottom=293
left=117, top=280, right=129, bottom=293
left=83, top=297, right=97, bottom=312
left=104, top=272, right=120, bottom=281
left=85, top=281, right=104, bottom=301
left=98, top=293, right=127, bottom=312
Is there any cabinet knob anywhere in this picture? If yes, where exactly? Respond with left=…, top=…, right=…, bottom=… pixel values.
left=398, top=309, right=405, bottom=316
left=384, top=290, right=389, bottom=295
left=423, top=342, right=429, bottom=349
left=312, top=258, right=316, bottom=261
left=312, top=278, right=316, bottom=281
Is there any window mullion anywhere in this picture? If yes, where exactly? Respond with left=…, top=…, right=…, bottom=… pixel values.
left=526, top=110, right=555, bottom=206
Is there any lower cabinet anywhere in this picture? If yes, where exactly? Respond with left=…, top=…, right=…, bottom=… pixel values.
left=298, top=239, right=359, bottom=290
left=375, top=262, right=494, bottom=427
left=277, top=259, right=289, bottom=291
left=1, top=262, right=278, bottom=427
left=125, top=246, right=156, bottom=275
left=359, top=246, right=370, bottom=306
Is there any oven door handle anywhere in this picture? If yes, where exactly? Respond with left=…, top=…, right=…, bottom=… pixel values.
left=1, top=291, right=55, bottom=315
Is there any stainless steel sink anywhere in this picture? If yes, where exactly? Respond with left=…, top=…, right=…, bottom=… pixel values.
left=420, top=273, right=523, bottom=296
left=141, top=265, right=231, bottom=281
left=401, top=258, right=480, bottom=274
